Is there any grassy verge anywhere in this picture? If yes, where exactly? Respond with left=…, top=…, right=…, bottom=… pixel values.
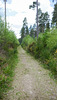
left=0, top=51, right=18, bottom=99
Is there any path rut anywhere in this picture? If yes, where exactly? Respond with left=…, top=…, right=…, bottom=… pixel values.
left=4, top=47, right=57, bottom=100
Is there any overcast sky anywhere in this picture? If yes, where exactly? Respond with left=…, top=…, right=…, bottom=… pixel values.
left=0, top=0, right=54, bottom=38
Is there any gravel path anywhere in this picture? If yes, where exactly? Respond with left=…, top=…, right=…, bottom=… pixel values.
left=4, top=46, right=57, bottom=100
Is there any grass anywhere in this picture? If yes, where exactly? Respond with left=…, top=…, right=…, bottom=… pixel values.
left=0, top=51, right=18, bottom=99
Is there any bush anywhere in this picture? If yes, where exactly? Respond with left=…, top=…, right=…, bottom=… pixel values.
left=0, top=17, right=19, bottom=53
left=28, top=42, right=36, bottom=54
left=47, top=58, right=57, bottom=71
left=21, top=30, right=57, bottom=79
left=0, top=16, right=19, bottom=98
left=34, top=30, right=57, bottom=78
left=21, top=35, right=35, bottom=50
left=47, top=29, right=57, bottom=51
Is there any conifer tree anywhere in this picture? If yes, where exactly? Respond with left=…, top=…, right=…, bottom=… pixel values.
left=20, top=17, right=29, bottom=41
left=52, top=3, right=57, bottom=28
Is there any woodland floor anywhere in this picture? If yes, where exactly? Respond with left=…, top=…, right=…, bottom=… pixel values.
left=4, top=46, right=57, bottom=100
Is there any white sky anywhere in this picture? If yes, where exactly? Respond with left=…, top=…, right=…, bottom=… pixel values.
left=0, top=0, right=53, bottom=38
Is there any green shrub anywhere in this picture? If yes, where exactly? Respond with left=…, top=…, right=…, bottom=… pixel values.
left=21, top=35, right=35, bottom=50
left=48, top=58, right=57, bottom=71
left=34, top=30, right=57, bottom=78
left=21, top=30, right=57, bottom=78
left=40, top=48, right=50, bottom=60
left=47, top=29, right=57, bottom=51
left=28, top=42, right=36, bottom=54
left=0, top=17, right=19, bottom=53
left=0, top=16, right=19, bottom=98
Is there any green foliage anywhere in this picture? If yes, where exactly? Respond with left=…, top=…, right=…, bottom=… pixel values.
left=46, top=21, right=50, bottom=30
left=34, top=31, right=57, bottom=77
left=3, top=30, right=19, bottom=51
left=21, top=35, right=35, bottom=50
left=20, top=17, right=29, bottom=42
left=0, top=57, right=6, bottom=67
left=3, top=66, right=13, bottom=77
left=47, top=58, right=57, bottom=71
left=28, top=42, right=36, bottom=54
left=21, top=29, right=57, bottom=79
left=47, top=29, right=57, bottom=51
left=38, top=8, right=49, bottom=32
left=0, top=53, right=18, bottom=99
left=0, top=17, right=19, bottom=55
left=37, top=31, right=57, bottom=78
left=29, top=24, right=37, bottom=38
left=52, top=3, right=57, bottom=27
left=0, top=16, right=19, bottom=98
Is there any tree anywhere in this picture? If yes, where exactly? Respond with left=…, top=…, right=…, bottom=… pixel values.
left=26, top=26, right=29, bottom=35
left=21, top=27, right=25, bottom=39
left=23, top=17, right=29, bottom=35
left=29, top=0, right=39, bottom=39
left=20, top=17, right=29, bottom=41
left=23, top=17, right=27, bottom=27
left=52, top=3, right=57, bottom=28
left=30, top=28, right=34, bottom=37
left=38, top=8, right=49, bottom=32
left=46, top=21, right=50, bottom=30
left=29, top=24, right=37, bottom=38
left=33, top=24, right=37, bottom=38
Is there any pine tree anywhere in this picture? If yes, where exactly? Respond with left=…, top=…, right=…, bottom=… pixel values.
left=46, top=21, right=50, bottom=30
left=38, top=9, right=49, bottom=33
left=20, top=17, right=29, bottom=41
left=52, top=3, right=57, bottom=28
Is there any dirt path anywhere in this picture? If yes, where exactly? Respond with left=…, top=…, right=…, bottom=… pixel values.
left=4, top=46, right=57, bottom=100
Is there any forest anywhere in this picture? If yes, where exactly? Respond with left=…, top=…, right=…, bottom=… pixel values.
left=0, top=0, right=57, bottom=99
left=20, top=3, right=57, bottom=78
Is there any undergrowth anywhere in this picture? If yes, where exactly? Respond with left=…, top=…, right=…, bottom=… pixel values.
left=21, top=29, right=57, bottom=80
left=0, top=53, right=18, bottom=99
left=0, top=16, right=19, bottom=99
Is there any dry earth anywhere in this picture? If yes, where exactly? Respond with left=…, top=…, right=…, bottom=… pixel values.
left=4, top=46, right=57, bottom=100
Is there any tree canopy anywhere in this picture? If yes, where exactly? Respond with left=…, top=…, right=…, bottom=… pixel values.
left=20, top=17, right=29, bottom=41
left=38, top=8, right=49, bottom=32
left=52, top=3, right=57, bottom=27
